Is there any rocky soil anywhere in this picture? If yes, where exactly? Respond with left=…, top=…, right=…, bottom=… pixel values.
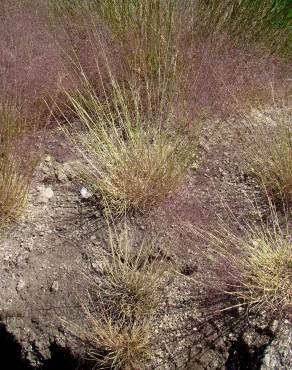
left=0, top=126, right=291, bottom=370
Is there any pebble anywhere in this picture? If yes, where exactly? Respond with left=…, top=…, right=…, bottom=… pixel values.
left=37, top=186, right=54, bottom=203
left=16, top=279, right=26, bottom=292
left=80, top=187, right=93, bottom=199
left=50, top=281, right=59, bottom=292
left=55, top=166, right=68, bottom=183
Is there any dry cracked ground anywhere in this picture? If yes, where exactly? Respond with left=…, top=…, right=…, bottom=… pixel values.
left=0, top=124, right=291, bottom=370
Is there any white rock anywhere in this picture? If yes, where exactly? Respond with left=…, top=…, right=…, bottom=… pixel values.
left=80, top=187, right=92, bottom=199
left=16, top=279, right=26, bottom=292
left=45, top=155, right=52, bottom=163
left=55, top=166, right=68, bottom=183
left=37, top=186, right=54, bottom=203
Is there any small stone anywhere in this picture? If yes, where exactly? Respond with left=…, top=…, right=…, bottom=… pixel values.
left=37, top=186, right=54, bottom=203
left=80, top=187, right=92, bottom=199
left=55, top=166, right=68, bottom=183
left=94, top=211, right=101, bottom=219
left=62, top=162, right=75, bottom=180
left=16, top=279, right=26, bottom=292
left=190, top=162, right=198, bottom=171
left=270, top=320, right=279, bottom=333
left=50, top=281, right=59, bottom=292
left=91, top=261, right=104, bottom=272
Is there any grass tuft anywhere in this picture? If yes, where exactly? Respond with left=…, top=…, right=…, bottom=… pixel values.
left=242, top=106, right=292, bottom=206
left=73, top=226, right=164, bottom=369
left=0, top=101, right=36, bottom=224
left=82, top=313, right=151, bottom=370
left=196, top=0, right=292, bottom=55
left=189, top=210, right=292, bottom=318
left=94, top=228, right=163, bottom=318
left=64, top=75, right=196, bottom=214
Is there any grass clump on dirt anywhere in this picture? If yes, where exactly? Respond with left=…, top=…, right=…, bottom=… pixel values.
left=82, top=313, right=151, bottom=370
left=190, top=210, right=292, bottom=318
left=94, top=227, right=163, bottom=317
left=75, top=227, right=164, bottom=369
left=65, top=76, right=195, bottom=215
left=242, top=106, right=292, bottom=206
left=0, top=101, right=36, bottom=224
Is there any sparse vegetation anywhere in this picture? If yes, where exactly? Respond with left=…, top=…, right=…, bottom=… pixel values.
left=94, top=227, right=164, bottom=317
left=81, top=313, right=151, bottom=370
left=74, top=227, right=163, bottom=369
left=189, top=211, right=292, bottom=317
left=242, top=106, right=292, bottom=206
left=0, top=101, right=35, bottom=224
left=0, top=0, right=292, bottom=368
left=64, top=77, right=195, bottom=214
left=196, top=0, right=292, bottom=55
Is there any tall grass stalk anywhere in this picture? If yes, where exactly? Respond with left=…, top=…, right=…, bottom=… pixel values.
left=0, top=100, right=36, bottom=224
left=242, top=106, right=292, bottom=206
left=48, top=0, right=181, bottom=111
left=62, top=65, right=196, bottom=214
left=68, top=225, right=164, bottom=369
left=196, top=0, right=292, bottom=55
left=187, top=206, right=292, bottom=317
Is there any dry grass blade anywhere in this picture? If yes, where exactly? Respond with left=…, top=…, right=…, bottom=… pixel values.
left=82, top=308, right=152, bottom=370
left=69, top=225, right=165, bottom=369
left=94, top=226, right=164, bottom=318
left=242, top=106, right=292, bottom=206
left=232, top=230, right=291, bottom=313
left=63, top=72, right=196, bottom=215
left=0, top=161, right=32, bottom=224
left=187, top=209, right=292, bottom=318
left=0, top=100, right=36, bottom=224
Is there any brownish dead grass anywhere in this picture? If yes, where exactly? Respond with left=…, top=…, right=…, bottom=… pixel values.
left=69, top=226, right=164, bottom=369
left=242, top=105, right=292, bottom=206
left=63, top=72, right=196, bottom=215
left=187, top=208, right=292, bottom=318
left=0, top=100, right=37, bottom=224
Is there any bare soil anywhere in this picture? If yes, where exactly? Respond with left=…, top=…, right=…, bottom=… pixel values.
left=0, top=124, right=290, bottom=370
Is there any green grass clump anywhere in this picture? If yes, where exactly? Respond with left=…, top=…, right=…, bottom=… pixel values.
left=98, top=0, right=178, bottom=81
left=196, top=0, right=292, bottom=55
